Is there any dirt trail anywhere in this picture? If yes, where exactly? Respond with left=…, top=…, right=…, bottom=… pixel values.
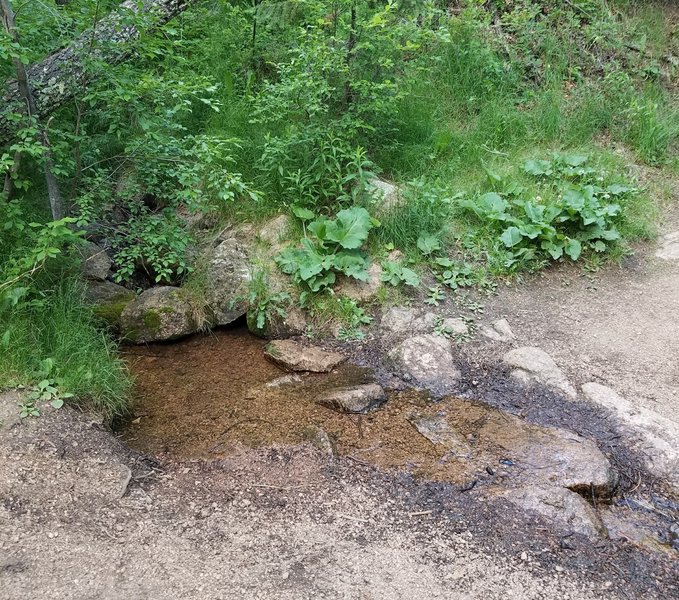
left=1, top=398, right=676, bottom=600
left=478, top=235, right=679, bottom=423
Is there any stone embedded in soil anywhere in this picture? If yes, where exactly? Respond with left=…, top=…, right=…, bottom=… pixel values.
left=502, top=346, right=576, bottom=398
left=204, top=237, right=251, bottom=326
left=581, top=382, right=679, bottom=486
left=437, top=316, right=468, bottom=336
left=480, top=318, right=515, bottom=342
left=302, top=426, right=337, bottom=457
left=497, top=486, right=606, bottom=540
left=120, top=286, right=196, bottom=343
left=316, top=383, right=386, bottom=414
left=407, top=414, right=470, bottom=455
left=335, top=263, right=383, bottom=303
left=264, top=340, right=346, bottom=373
left=85, top=281, right=135, bottom=329
left=388, top=334, right=460, bottom=391
left=369, top=177, right=401, bottom=214
left=655, top=231, right=679, bottom=260
left=78, top=241, right=112, bottom=281
left=381, top=307, right=436, bottom=335
left=258, top=214, right=292, bottom=250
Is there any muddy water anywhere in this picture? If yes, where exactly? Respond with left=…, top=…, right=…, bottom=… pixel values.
left=122, top=327, right=461, bottom=478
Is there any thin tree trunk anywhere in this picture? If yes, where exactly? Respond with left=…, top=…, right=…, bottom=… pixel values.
left=1, top=0, right=64, bottom=219
left=0, top=0, right=196, bottom=144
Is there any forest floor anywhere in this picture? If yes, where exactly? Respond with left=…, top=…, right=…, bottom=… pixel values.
left=1, top=208, right=678, bottom=599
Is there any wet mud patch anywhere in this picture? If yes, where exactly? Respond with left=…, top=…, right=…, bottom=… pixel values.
left=122, top=327, right=678, bottom=556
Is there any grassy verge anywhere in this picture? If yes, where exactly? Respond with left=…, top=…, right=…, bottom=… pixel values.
left=0, top=275, right=131, bottom=423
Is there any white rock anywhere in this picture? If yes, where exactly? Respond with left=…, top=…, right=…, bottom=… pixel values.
left=480, top=318, right=515, bottom=342
left=581, top=382, right=679, bottom=485
left=368, top=178, right=401, bottom=214
left=655, top=231, right=679, bottom=260
left=388, top=334, right=460, bottom=391
left=503, top=347, right=576, bottom=398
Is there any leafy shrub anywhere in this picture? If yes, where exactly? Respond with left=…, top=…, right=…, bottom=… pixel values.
left=276, top=206, right=378, bottom=293
left=460, top=154, right=634, bottom=269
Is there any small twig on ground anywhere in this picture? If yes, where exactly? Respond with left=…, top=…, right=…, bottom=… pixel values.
left=119, top=466, right=132, bottom=498
left=408, top=510, right=433, bottom=518
left=336, top=513, right=369, bottom=523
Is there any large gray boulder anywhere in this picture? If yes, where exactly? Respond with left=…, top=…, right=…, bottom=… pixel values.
left=655, top=231, right=679, bottom=260
left=85, top=281, right=134, bottom=329
left=388, top=334, right=460, bottom=391
left=120, top=286, right=196, bottom=343
left=205, top=238, right=251, bottom=326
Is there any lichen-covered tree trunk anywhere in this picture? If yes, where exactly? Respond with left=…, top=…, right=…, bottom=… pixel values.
left=0, top=0, right=196, bottom=144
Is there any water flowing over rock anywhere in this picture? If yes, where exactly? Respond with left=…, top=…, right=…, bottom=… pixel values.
left=264, top=340, right=346, bottom=373
left=388, top=334, right=460, bottom=391
left=409, top=398, right=617, bottom=497
left=205, top=238, right=251, bottom=326
left=582, top=382, right=679, bottom=486
left=502, top=346, right=576, bottom=398
left=316, top=384, right=386, bottom=414
left=120, top=286, right=196, bottom=343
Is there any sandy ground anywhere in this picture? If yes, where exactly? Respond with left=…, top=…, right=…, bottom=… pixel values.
left=1, top=397, right=676, bottom=600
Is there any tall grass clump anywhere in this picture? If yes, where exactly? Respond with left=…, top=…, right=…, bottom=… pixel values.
left=0, top=276, right=131, bottom=423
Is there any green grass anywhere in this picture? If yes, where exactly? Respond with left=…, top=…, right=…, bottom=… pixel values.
left=0, top=276, right=131, bottom=423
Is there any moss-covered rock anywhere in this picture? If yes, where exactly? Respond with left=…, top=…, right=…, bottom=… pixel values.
left=120, top=286, right=196, bottom=344
left=85, top=281, right=135, bottom=330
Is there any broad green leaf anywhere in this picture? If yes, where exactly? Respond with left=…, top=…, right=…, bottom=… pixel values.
left=591, top=240, right=607, bottom=252
left=477, top=192, right=508, bottom=215
left=434, top=257, right=454, bottom=268
left=606, top=184, right=633, bottom=196
left=291, top=205, right=315, bottom=221
left=523, top=159, right=553, bottom=176
left=325, top=207, right=374, bottom=249
left=417, top=234, right=441, bottom=256
left=400, top=267, right=420, bottom=287
left=51, top=398, right=64, bottom=409
left=563, top=188, right=585, bottom=211
left=564, top=238, right=582, bottom=261
left=541, top=240, right=564, bottom=260
left=307, top=217, right=328, bottom=240
left=332, top=252, right=370, bottom=280
left=500, top=226, right=523, bottom=247
left=562, top=154, right=588, bottom=167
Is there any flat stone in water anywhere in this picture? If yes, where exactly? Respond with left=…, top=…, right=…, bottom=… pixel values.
left=317, top=384, right=386, bottom=414
left=408, top=414, right=470, bottom=455
left=265, top=340, right=346, bottom=373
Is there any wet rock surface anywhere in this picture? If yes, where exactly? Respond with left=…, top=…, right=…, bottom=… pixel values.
left=503, top=346, right=576, bottom=398
left=120, top=286, right=196, bottom=343
left=498, top=486, right=606, bottom=540
left=388, top=334, right=460, bottom=391
left=582, top=382, right=679, bottom=485
left=265, top=340, right=346, bottom=373
left=316, top=383, right=386, bottom=414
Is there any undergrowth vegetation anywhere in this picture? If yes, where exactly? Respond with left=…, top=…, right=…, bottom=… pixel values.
left=0, top=0, right=677, bottom=417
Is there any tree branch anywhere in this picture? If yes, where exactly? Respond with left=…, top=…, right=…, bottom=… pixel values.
left=0, top=0, right=197, bottom=144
